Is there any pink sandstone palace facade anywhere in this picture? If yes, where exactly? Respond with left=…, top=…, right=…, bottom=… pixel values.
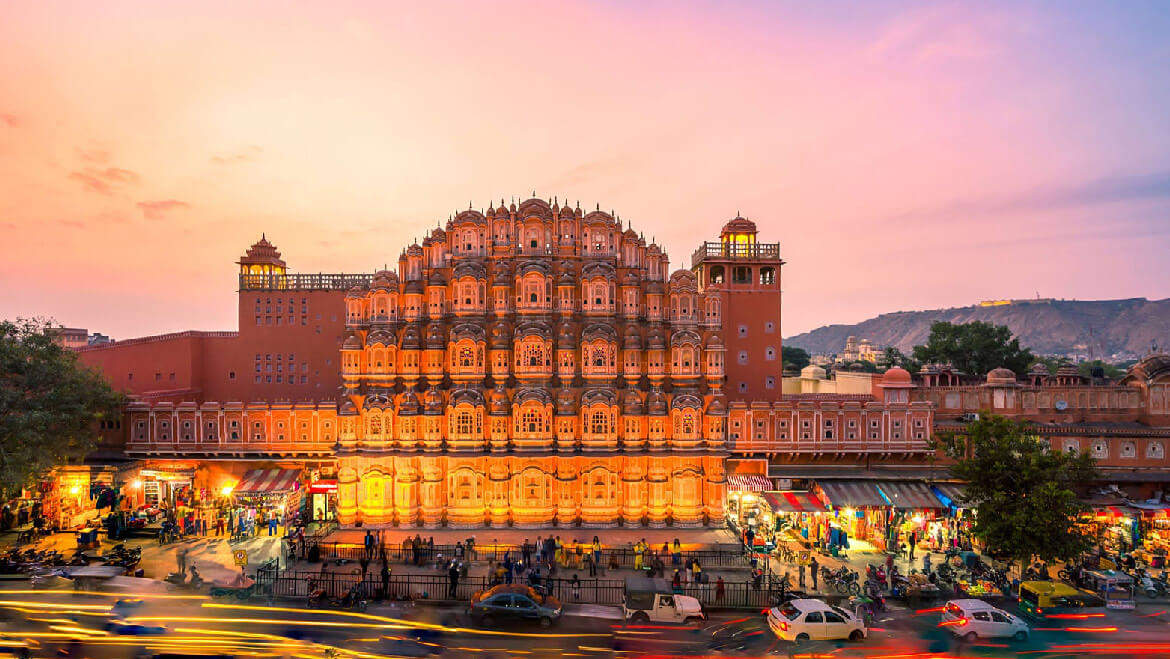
left=73, top=195, right=1170, bottom=530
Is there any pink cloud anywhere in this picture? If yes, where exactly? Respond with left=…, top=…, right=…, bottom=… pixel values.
left=0, top=113, right=18, bottom=128
left=68, top=167, right=140, bottom=194
left=136, top=199, right=190, bottom=220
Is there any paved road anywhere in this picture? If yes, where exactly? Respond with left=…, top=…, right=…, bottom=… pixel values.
left=2, top=582, right=1170, bottom=658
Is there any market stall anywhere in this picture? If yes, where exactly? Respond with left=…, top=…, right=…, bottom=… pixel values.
left=1077, top=501, right=1139, bottom=558
left=878, top=481, right=947, bottom=557
left=1130, top=502, right=1170, bottom=569
left=231, top=469, right=303, bottom=534
left=812, top=480, right=891, bottom=552
left=725, top=474, right=775, bottom=545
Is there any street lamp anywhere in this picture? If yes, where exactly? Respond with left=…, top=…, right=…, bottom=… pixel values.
left=221, top=485, right=234, bottom=497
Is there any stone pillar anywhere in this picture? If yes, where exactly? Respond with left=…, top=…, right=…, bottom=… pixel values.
left=418, top=456, right=445, bottom=528
left=394, top=458, right=419, bottom=527
left=555, top=458, right=579, bottom=527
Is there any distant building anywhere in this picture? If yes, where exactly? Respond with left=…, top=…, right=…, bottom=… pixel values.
left=839, top=335, right=880, bottom=363
left=46, top=326, right=91, bottom=350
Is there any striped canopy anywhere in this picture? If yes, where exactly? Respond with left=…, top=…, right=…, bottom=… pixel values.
left=876, top=481, right=946, bottom=510
left=815, top=480, right=888, bottom=508
left=763, top=491, right=826, bottom=514
left=234, top=469, right=301, bottom=495
left=727, top=474, right=773, bottom=492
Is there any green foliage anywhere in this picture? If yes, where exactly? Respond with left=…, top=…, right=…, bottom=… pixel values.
left=912, top=321, right=1033, bottom=376
left=881, top=346, right=919, bottom=374
left=782, top=345, right=811, bottom=371
left=0, top=318, right=125, bottom=499
left=934, top=414, right=1099, bottom=565
left=836, top=360, right=878, bottom=373
left=1077, top=359, right=1126, bottom=380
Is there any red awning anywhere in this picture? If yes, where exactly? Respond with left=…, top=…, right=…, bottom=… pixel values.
left=763, top=491, right=826, bottom=514
left=234, top=469, right=301, bottom=495
left=727, top=474, right=773, bottom=492
left=308, top=479, right=337, bottom=494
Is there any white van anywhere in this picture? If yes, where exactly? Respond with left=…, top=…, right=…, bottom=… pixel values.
left=767, top=598, right=867, bottom=643
left=941, top=599, right=1029, bottom=641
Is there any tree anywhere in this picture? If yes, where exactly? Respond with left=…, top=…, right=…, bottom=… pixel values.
left=933, top=414, right=1099, bottom=567
left=781, top=345, right=810, bottom=371
left=912, top=321, right=1033, bottom=376
left=0, top=318, right=125, bottom=499
left=881, top=346, right=919, bottom=373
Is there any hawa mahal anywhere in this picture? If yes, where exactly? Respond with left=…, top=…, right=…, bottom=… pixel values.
left=76, top=195, right=1170, bottom=530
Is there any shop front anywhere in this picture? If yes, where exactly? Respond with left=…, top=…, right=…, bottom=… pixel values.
left=762, top=491, right=827, bottom=550
left=876, top=481, right=947, bottom=556
left=1132, top=503, right=1170, bottom=569
left=725, top=474, right=774, bottom=544
left=229, top=469, right=303, bottom=536
left=40, top=466, right=118, bottom=532
left=930, top=482, right=977, bottom=552
left=1078, top=500, right=1139, bottom=559
left=811, top=480, right=891, bottom=552
left=308, top=479, right=337, bottom=523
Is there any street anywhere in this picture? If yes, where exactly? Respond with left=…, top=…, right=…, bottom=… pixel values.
left=1, top=580, right=1169, bottom=658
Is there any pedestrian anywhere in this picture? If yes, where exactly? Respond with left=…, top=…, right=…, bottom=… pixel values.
left=523, top=538, right=532, bottom=568
left=809, top=556, right=819, bottom=591
left=176, top=546, right=189, bottom=576
left=908, top=532, right=916, bottom=562
left=672, top=538, right=681, bottom=567
left=692, top=559, right=702, bottom=584
left=716, top=576, right=725, bottom=602
left=215, top=516, right=224, bottom=536
left=448, top=562, right=460, bottom=599
left=923, top=553, right=932, bottom=575
left=360, top=555, right=370, bottom=577
left=634, top=539, right=645, bottom=572
left=571, top=573, right=580, bottom=601
left=744, top=527, right=755, bottom=552
left=592, top=536, right=601, bottom=569
left=536, top=536, right=544, bottom=563
left=798, top=562, right=806, bottom=588
left=268, top=516, right=278, bottom=536
left=574, top=541, right=584, bottom=569
left=380, top=560, right=391, bottom=601
left=586, top=552, right=597, bottom=577
left=364, top=530, right=375, bottom=560
left=672, top=569, right=681, bottom=592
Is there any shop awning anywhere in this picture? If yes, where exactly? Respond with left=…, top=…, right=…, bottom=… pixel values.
left=931, top=483, right=967, bottom=508
left=763, top=491, right=826, bottom=513
left=727, top=474, right=773, bottom=492
left=815, top=480, right=888, bottom=508
left=235, top=469, right=301, bottom=495
left=308, top=479, right=337, bottom=494
left=877, top=481, right=946, bottom=510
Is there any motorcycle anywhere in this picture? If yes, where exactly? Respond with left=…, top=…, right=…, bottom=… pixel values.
left=331, top=583, right=368, bottom=612
left=866, top=564, right=888, bottom=590
left=1024, top=562, right=1052, bottom=581
left=1134, top=569, right=1166, bottom=599
left=306, top=582, right=330, bottom=608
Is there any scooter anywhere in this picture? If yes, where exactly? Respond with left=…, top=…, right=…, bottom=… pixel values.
left=164, top=565, right=204, bottom=589
left=1134, top=569, right=1166, bottom=598
left=331, top=583, right=368, bottom=611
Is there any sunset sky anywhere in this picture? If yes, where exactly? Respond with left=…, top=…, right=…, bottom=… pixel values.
left=2, top=1, right=1169, bottom=339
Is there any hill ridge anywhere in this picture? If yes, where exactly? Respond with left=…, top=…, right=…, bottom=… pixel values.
left=785, top=297, right=1170, bottom=358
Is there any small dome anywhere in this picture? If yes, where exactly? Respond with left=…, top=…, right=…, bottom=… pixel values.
left=341, top=334, right=363, bottom=350
left=1029, top=362, right=1050, bottom=375
left=1055, top=364, right=1080, bottom=378
left=721, top=215, right=757, bottom=235
left=404, top=279, right=424, bottom=294
left=556, top=388, right=577, bottom=415
left=801, top=364, right=827, bottom=379
left=423, top=387, right=444, bottom=414
left=706, top=333, right=724, bottom=349
left=883, top=366, right=913, bottom=385
left=622, top=332, right=643, bottom=350
left=427, top=270, right=447, bottom=286
left=398, top=390, right=421, bottom=415
left=425, top=323, right=445, bottom=347
left=706, top=394, right=727, bottom=416
left=622, top=390, right=644, bottom=415
left=647, top=388, right=667, bottom=415
left=986, top=367, right=1017, bottom=385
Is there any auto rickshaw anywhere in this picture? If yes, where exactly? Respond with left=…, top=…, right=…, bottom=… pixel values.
left=1018, top=581, right=1105, bottom=619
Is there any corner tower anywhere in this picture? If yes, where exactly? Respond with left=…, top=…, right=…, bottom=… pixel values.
left=691, top=215, right=783, bottom=400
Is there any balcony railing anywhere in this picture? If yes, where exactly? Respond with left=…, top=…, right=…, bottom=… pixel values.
left=240, top=273, right=374, bottom=291
left=691, top=242, right=781, bottom=266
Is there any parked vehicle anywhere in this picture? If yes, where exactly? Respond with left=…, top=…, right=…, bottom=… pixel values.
left=766, top=598, right=867, bottom=643
left=330, top=583, right=368, bottom=611
left=941, top=599, right=1029, bottom=642
left=621, top=577, right=705, bottom=624
left=469, top=584, right=563, bottom=628
left=1018, top=581, right=1105, bottom=619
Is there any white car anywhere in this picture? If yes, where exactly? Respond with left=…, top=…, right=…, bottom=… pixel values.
left=941, top=599, right=1030, bottom=641
left=767, top=598, right=867, bottom=643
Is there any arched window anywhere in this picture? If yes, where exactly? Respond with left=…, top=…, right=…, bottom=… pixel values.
left=458, top=345, right=474, bottom=368
left=453, top=411, right=475, bottom=436
left=681, top=411, right=695, bottom=435
left=760, top=267, right=775, bottom=285
left=709, top=266, right=724, bottom=284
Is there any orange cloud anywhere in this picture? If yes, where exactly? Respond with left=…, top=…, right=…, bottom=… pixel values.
left=136, top=199, right=190, bottom=220
left=68, top=167, right=140, bottom=195
left=0, top=113, right=18, bottom=128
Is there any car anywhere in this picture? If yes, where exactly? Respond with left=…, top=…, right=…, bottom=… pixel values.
left=766, top=598, right=867, bottom=643
left=105, top=620, right=167, bottom=635
left=468, top=584, right=563, bottom=628
left=941, top=599, right=1029, bottom=641
left=622, top=577, right=705, bottom=624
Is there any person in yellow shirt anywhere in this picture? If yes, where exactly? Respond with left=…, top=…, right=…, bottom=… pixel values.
left=634, top=540, right=645, bottom=571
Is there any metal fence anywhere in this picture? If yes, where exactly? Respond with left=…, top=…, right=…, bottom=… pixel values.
left=298, top=540, right=751, bottom=571
left=253, top=567, right=794, bottom=610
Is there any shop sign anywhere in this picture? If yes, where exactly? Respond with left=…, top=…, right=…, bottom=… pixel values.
left=309, top=480, right=337, bottom=494
left=233, top=549, right=248, bottom=566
